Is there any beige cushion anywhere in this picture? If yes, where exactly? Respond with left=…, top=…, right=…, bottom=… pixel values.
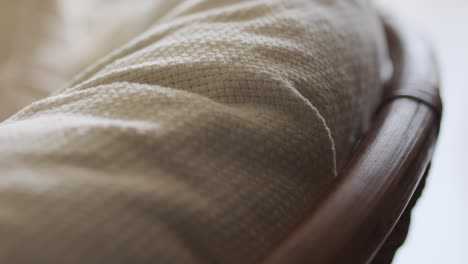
left=0, top=0, right=388, bottom=263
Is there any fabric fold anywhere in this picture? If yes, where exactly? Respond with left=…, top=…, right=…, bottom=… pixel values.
left=0, top=1, right=388, bottom=263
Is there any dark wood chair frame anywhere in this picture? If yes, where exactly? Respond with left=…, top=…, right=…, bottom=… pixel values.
left=263, top=18, right=443, bottom=264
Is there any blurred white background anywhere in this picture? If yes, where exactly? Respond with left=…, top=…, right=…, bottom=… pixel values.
left=374, top=0, right=468, bottom=263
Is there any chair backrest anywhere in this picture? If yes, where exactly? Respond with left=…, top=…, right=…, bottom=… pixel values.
left=263, top=18, right=443, bottom=264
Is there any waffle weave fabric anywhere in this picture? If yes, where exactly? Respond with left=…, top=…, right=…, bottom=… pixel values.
left=0, top=0, right=387, bottom=263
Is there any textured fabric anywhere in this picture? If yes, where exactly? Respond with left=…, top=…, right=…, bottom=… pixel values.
left=0, top=0, right=175, bottom=121
left=0, top=0, right=388, bottom=263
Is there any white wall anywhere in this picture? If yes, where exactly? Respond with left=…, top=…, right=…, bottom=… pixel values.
left=374, top=0, right=468, bottom=263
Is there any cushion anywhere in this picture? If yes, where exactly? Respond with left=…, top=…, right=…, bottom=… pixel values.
left=0, top=0, right=388, bottom=263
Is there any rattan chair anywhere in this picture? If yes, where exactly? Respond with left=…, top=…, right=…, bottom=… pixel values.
left=263, top=18, right=443, bottom=264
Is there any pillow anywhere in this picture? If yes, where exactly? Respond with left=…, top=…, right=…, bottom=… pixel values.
left=0, top=0, right=388, bottom=263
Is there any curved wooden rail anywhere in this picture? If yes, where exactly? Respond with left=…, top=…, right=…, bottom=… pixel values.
left=263, top=18, right=442, bottom=264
